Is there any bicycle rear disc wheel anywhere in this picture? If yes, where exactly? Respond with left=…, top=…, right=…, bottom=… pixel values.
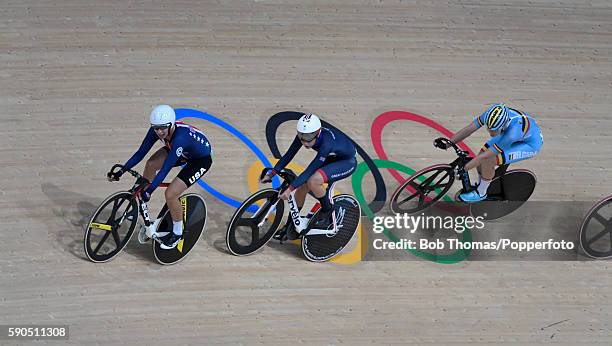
left=153, top=193, right=207, bottom=265
left=226, top=189, right=285, bottom=256
left=390, top=164, right=455, bottom=215
left=470, top=169, right=537, bottom=221
left=302, top=194, right=361, bottom=262
left=84, top=191, right=138, bottom=263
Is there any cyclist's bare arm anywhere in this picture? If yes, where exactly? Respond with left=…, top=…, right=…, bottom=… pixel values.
left=450, top=122, right=478, bottom=144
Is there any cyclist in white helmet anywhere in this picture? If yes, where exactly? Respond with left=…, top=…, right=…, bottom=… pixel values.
left=434, top=103, right=543, bottom=202
left=260, top=113, right=357, bottom=240
left=107, top=105, right=213, bottom=249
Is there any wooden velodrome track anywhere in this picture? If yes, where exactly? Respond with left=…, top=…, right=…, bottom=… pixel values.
left=2, top=1, right=611, bottom=344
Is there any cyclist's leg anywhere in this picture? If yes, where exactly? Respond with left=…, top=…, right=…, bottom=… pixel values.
left=166, top=179, right=188, bottom=228
left=143, top=147, right=168, bottom=181
left=306, top=172, right=332, bottom=228
left=315, top=156, right=358, bottom=196
left=466, top=137, right=541, bottom=202
left=293, top=184, right=308, bottom=210
left=160, top=156, right=212, bottom=247
left=473, top=147, right=493, bottom=189
left=311, top=157, right=357, bottom=226
left=476, top=145, right=497, bottom=180
left=306, top=171, right=326, bottom=199
left=472, top=137, right=508, bottom=198
left=460, top=144, right=496, bottom=201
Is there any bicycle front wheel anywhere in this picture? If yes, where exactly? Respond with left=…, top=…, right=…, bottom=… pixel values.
left=389, top=164, right=455, bottom=215
left=226, top=189, right=285, bottom=256
left=84, top=191, right=138, bottom=263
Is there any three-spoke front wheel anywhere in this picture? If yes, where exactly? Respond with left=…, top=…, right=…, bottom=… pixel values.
left=226, top=189, right=285, bottom=256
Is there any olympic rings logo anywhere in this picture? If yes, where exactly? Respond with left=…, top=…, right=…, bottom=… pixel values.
left=176, top=109, right=476, bottom=264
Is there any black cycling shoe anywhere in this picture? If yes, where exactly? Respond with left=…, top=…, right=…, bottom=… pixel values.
left=273, top=222, right=300, bottom=242
left=159, top=232, right=182, bottom=250
left=285, top=223, right=299, bottom=240
left=272, top=225, right=288, bottom=241
left=312, top=208, right=334, bottom=230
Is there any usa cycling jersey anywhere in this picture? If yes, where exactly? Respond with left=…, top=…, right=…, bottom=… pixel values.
left=123, top=122, right=212, bottom=192
left=273, top=127, right=357, bottom=189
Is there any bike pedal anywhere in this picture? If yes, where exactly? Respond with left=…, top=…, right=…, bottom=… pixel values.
left=273, top=230, right=288, bottom=243
left=152, top=231, right=170, bottom=244
left=137, top=225, right=150, bottom=244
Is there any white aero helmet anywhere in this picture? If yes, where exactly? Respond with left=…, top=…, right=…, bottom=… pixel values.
left=296, top=113, right=322, bottom=142
left=150, top=104, right=176, bottom=129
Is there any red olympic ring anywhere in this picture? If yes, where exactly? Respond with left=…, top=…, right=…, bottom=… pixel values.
left=371, top=110, right=476, bottom=185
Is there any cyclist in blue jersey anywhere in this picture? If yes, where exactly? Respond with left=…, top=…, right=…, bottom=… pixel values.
left=260, top=113, right=357, bottom=240
left=434, top=103, right=543, bottom=202
left=107, top=105, right=213, bottom=249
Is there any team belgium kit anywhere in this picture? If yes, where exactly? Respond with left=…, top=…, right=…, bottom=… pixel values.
left=475, top=107, right=543, bottom=165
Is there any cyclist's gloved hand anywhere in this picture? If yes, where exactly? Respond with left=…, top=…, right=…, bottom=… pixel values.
left=260, top=173, right=273, bottom=184
left=107, top=168, right=125, bottom=181
left=434, top=137, right=450, bottom=150
left=141, top=189, right=152, bottom=203
left=279, top=187, right=292, bottom=201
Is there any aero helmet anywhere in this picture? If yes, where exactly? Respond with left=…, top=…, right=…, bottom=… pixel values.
left=150, top=105, right=176, bottom=129
left=296, top=113, right=322, bottom=142
left=485, top=104, right=509, bottom=131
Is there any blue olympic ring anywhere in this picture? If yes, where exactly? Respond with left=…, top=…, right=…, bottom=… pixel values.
left=175, top=108, right=280, bottom=211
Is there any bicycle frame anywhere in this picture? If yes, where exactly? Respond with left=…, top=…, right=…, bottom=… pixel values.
left=287, top=190, right=337, bottom=236
left=437, top=138, right=476, bottom=193
left=136, top=182, right=172, bottom=239
left=108, top=164, right=172, bottom=239
left=441, top=139, right=511, bottom=198
left=253, top=168, right=338, bottom=237
left=250, top=188, right=337, bottom=237
left=448, top=156, right=474, bottom=193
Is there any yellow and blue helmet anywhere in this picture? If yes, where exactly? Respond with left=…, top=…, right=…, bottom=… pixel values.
left=485, top=104, right=509, bottom=131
